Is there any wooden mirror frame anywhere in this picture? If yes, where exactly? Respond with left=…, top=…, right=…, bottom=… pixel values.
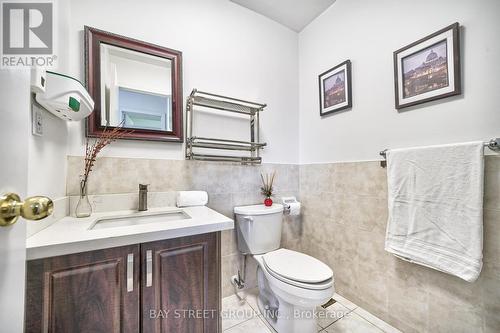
left=84, top=26, right=183, bottom=142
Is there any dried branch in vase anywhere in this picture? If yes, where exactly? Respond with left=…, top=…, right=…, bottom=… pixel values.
left=260, top=171, right=276, bottom=198
left=80, top=123, right=132, bottom=193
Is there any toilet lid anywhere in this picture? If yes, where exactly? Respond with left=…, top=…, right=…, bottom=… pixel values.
left=234, top=204, right=283, bottom=215
left=262, top=248, right=333, bottom=284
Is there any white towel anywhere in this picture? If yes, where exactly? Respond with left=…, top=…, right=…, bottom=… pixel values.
left=176, top=191, right=208, bottom=207
left=384, top=141, right=484, bottom=282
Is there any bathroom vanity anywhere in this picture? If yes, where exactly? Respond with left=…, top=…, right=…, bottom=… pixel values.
left=24, top=207, right=233, bottom=333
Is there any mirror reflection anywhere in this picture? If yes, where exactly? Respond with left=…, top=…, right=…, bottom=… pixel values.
left=99, top=43, right=172, bottom=131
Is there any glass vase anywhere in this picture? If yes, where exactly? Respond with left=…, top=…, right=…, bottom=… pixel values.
left=75, top=180, right=92, bottom=218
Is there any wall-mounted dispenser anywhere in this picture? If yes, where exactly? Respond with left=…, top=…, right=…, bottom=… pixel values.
left=34, top=70, right=94, bottom=121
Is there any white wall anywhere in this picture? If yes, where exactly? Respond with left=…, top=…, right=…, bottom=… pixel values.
left=27, top=0, right=70, bottom=198
left=64, top=0, right=299, bottom=163
left=298, top=0, right=500, bottom=163
left=28, top=105, right=68, bottom=198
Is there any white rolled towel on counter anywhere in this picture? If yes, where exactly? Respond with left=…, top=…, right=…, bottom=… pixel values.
left=176, top=191, right=209, bottom=207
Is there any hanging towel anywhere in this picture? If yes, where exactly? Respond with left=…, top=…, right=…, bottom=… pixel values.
left=384, top=141, right=484, bottom=282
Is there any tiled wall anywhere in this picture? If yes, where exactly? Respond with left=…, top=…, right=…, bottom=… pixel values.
left=298, top=156, right=500, bottom=333
left=66, top=156, right=301, bottom=297
left=66, top=155, right=500, bottom=332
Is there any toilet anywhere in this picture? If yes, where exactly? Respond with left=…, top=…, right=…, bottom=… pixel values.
left=234, top=204, right=334, bottom=333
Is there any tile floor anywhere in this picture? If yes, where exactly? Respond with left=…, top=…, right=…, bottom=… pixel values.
left=222, top=289, right=402, bottom=333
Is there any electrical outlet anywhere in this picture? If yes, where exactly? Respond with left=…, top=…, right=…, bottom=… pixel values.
left=32, top=104, right=43, bottom=136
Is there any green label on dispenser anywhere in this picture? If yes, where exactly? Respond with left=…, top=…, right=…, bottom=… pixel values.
left=69, top=97, right=80, bottom=112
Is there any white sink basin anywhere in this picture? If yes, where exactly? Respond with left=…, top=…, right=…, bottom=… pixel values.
left=89, top=210, right=191, bottom=230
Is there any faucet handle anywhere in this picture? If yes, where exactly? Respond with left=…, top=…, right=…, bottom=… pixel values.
left=139, top=184, right=149, bottom=191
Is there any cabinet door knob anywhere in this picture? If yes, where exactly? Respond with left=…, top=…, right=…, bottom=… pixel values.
left=0, top=193, right=53, bottom=226
left=127, top=253, right=134, bottom=292
left=146, top=250, right=153, bottom=287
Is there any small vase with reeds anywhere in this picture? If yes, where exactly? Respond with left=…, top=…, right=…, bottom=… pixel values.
left=260, top=171, right=276, bottom=207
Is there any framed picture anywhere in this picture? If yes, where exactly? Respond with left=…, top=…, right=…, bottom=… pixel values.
left=394, top=22, right=461, bottom=109
left=318, top=60, right=352, bottom=116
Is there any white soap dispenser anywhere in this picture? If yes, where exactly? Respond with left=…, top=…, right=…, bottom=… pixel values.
left=34, top=70, right=94, bottom=121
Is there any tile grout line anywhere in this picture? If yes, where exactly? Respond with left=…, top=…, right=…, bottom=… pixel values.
left=257, top=315, right=276, bottom=333
left=352, top=307, right=399, bottom=333
left=222, top=316, right=254, bottom=332
left=323, top=311, right=385, bottom=333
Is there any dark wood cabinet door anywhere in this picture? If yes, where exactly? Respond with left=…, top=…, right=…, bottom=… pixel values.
left=141, top=232, right=220, bottom=333
left=25, top=245, right=140, bottom=333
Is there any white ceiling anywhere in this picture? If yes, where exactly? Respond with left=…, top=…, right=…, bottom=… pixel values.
left=230, top=0, right=336, bottom=32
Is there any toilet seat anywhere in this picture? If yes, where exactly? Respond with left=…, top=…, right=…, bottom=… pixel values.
left=262, top=248, right=334, bottom=290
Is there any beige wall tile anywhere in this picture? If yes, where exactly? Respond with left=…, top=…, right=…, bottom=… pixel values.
left=427, top=289, right=483, bottom=333
left=281, top=214, right=303, bottom=248
left=330, top=162, right=387, bottom=198
left=483, top=209, right=500, bottom=268
left=484, top=172, right=499, bottom=210
left=221, top=229, right=238, bottom=257
left=484, top=155, right=500, bottom=173
left=357, top=229, right=392, bottom=272
left=481, top=275, right=500, bottom=333
left=207, top=193, right=234, bottom=218
left=299, top=158, right=500, bottom=333
left=484, top=156, right=500, bottom=210
left=386, top=260, right=429, bottom=332
left=354, top=267, right=388, bottom=320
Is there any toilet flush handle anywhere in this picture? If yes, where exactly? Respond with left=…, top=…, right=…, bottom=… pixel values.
left=242, top=216, right=253, bottom=223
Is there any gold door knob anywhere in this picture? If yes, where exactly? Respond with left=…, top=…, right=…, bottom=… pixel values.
left=0, top=193, right=54, bottom=227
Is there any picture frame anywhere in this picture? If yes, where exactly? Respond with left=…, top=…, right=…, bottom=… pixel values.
left=394, top=22, right=461, bottom=109
left=318, top=60, right=352, bottom=116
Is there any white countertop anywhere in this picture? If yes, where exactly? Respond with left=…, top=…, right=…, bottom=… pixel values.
left=27, top=206, right=234, bottom=260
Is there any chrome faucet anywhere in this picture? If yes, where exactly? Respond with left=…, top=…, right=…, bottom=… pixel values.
left=138, top=184, right=148, bottom=211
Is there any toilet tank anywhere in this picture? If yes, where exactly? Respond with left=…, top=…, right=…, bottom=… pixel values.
left=234, top=204, right=283, bottom=254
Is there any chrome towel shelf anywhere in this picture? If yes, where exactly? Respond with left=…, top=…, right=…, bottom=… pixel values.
left=188, top=137, right=266, bottom=151
left=379, top=138, right=500, bottom=167
left=185, top=89, right=267, bottom=165
left=191, top=94, right=265, bottom=115
left=187, top=153, right=262, bottom=164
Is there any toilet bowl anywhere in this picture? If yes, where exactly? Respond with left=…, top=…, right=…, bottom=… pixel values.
left=234, top=204, right=334, bottom=333
left=254, top=249, right=334, bottom=333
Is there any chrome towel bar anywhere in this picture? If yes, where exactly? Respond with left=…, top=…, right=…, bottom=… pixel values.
left=379, top=138, right=500, bottom=167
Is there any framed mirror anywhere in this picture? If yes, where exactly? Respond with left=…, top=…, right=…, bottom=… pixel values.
left=85, top=26, right=183, bottom=142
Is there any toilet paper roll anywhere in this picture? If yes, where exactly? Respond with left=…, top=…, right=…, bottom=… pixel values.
left=176, top=191, right=208, bottom=207
left=288, top=202, right=301, bottom=216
